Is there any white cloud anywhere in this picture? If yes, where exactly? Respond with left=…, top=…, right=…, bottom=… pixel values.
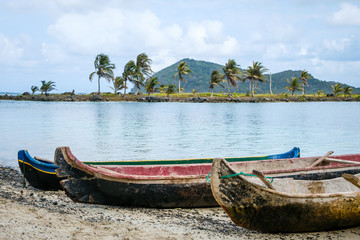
left=47, top=9, right=238, bottom=63
left=41, top=43, right=67, bottom=63
left=0, top=33, right=24, bottom=64
left=47, top=8, right=180, bottom=55
left=174, top=20, right=238, bottom=58
left=330, top=3, right=360, bottom=26
left=320, top=35, right=360, bottom=61
left=151, top=49, right=177, bottom=72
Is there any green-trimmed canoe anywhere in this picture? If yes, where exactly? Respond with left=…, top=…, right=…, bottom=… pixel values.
left=54, top=146, right=300, bottom=207
left=18, top=147, right=300, bottom=191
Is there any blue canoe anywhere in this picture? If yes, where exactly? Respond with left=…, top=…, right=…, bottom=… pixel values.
left=18, top=147, right=300, bottom=190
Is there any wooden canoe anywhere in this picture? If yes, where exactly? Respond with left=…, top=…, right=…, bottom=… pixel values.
left=55, top=147, right=360, bottom=208
left=210, top=157, right=360, bottom=232
left=18, top=147, right=299, bottom=191
left=18, top=150, right=64, bottom=190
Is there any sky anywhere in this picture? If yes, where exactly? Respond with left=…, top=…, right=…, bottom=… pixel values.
left=0, top=0, right=360, bottom=93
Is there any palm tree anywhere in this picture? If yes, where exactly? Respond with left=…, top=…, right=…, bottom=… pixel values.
left=159, top=84, right=167, bottom=94
left=174, top=61, right=192, bottom=94
left=122, top=60, right=136, bottom=96
left=243, top=61, right=268, bottom=97
left=331, top=83, right=344, bottom=96
left=110, top=76, right=125, bottom=94
left=300, top=70, right=312, bottom=95
left=209, top=70, right=225, bottom=98
left=131, top=53, right=153, bottom=95
left=222, top=59, right=242, bottom=96
left=165, top=84, right=177, bottom=97
left=40, top=80, right=56, bottom=95
left=31, top=85, right=39, bottom=95
left=145, top=77, right=160, bottom=96
left=89, top=54, right=115, bottom=94
left=316, top=90, right=323, bottom=97
left=343, top=86, right=353, bottom=96
left=192, top=89, right=197, bottom=97
left=285, top=77, right=303, bottom=95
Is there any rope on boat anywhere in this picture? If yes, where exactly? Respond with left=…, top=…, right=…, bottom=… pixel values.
left=206, top=171, right=274, bottom=183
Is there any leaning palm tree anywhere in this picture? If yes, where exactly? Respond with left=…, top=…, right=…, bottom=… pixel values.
left=343, top=86, right=353, bottom=96
left=131, top=53, right=153, bottom=95
left=122, top=60, right=136, bottom=96
left=300, top=70, right=312, bottom=95
left=89, top=54, right=115, bottom=94
left=331, top=83, right=344, bottom=96
left=222, top=59, right=242, bottom=96
left=31, top=85, right=39, bottom=95
left=192, top=89, right=197, bottom=97
left=159, top=84, right=167, bottom=94
left=40, top=80, right=56, bottom=95
left=145, top=77, right=160, bottom=96
left=174, top=61, right=192, bottom=94
left=285, top=77, right=303, bottom=95
left=316, top=90, right=323, bottom=97
left=243, top=61, right=268, bottom=97
left=209, top=70, right=225, bottom=98
left=110, top=76, right=125, bottom=94
left=165, top=84, right=177, bottom=97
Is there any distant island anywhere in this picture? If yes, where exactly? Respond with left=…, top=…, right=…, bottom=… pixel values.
left=147, top=58, right=360, bottom=95
left=1, top=57, right=359, bottom=103
left=1, top=92, right=359, bottom=103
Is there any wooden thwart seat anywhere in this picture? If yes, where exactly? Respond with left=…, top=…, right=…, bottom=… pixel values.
left=252, top=170, right=275, bottom=190
left=342, top=173, right=360, bottom=189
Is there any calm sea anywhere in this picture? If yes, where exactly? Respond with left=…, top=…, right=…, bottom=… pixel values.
left=0, top=100, right=359, bottom=168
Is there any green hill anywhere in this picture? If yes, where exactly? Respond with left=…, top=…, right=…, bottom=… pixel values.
left=153, top=58, right=224, bottom=93
left=134, top=58, right=360, bottom=94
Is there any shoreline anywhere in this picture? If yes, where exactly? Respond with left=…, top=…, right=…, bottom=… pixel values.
left=1, top=93, right=360, bottom=103
left=1, top=164, right=360, bottom=239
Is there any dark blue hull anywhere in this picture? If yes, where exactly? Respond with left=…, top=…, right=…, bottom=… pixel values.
left=18, top=150, right=62, bottom=190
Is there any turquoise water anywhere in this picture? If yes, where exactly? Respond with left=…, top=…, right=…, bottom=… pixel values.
left=0, top=100, right=359, bottom=168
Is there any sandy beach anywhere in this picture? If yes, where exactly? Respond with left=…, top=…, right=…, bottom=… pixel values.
left=1, top=165, right=360, bottom=240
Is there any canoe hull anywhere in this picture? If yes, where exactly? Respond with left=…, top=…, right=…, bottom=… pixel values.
left=61, top=178, right=215, bottom=208
left=18, top=147, right=300, bottom=191
left=56, top=146, right=360, bottom=208
left=211, top=158, right=360, bottom=232
left=222, top=195, right=360, bottom=233
left=55, top=147, right=215, bottom=207
left=18, top=150, right=62, bottom=190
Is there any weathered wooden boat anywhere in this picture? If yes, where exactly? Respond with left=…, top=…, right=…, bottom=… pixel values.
left=210, top=151, right=360, bottom=181
left=210, top=157, right=360, bottom=232
left=18, top=147, right=300, bottom=191
left=55, top=147, right=360, bottom=208
left=18, top=150, right=63, bottom=190
left=54, top=147, right=300, bottom=207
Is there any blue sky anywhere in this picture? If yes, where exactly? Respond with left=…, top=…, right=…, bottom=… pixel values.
left=0, top=0, right=360, bottom=93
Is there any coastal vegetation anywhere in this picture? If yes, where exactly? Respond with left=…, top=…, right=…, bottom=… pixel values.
left=3, top=55, right=360, bottom=102
left=39, top=80, right=56, bottom=95
left=110, top=76, right=125, bottom=94
left=145, top=77, right=160, bottom=96
left=31, top=85, right=39, bottom=95
left=222, top=59, right=242, bottom=96
left=300, top=70, right=312, bottom=95
left=89, top=54, right=115, bottom=94
left=243, top=61, right=268, bottom=97
left=285, top=77, right=303, bottom=96
left=209, top=70, right=225, bottom=98
left=174, top=61, right=192, bottom=94
left=129, top=53, right=153, bottom=95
